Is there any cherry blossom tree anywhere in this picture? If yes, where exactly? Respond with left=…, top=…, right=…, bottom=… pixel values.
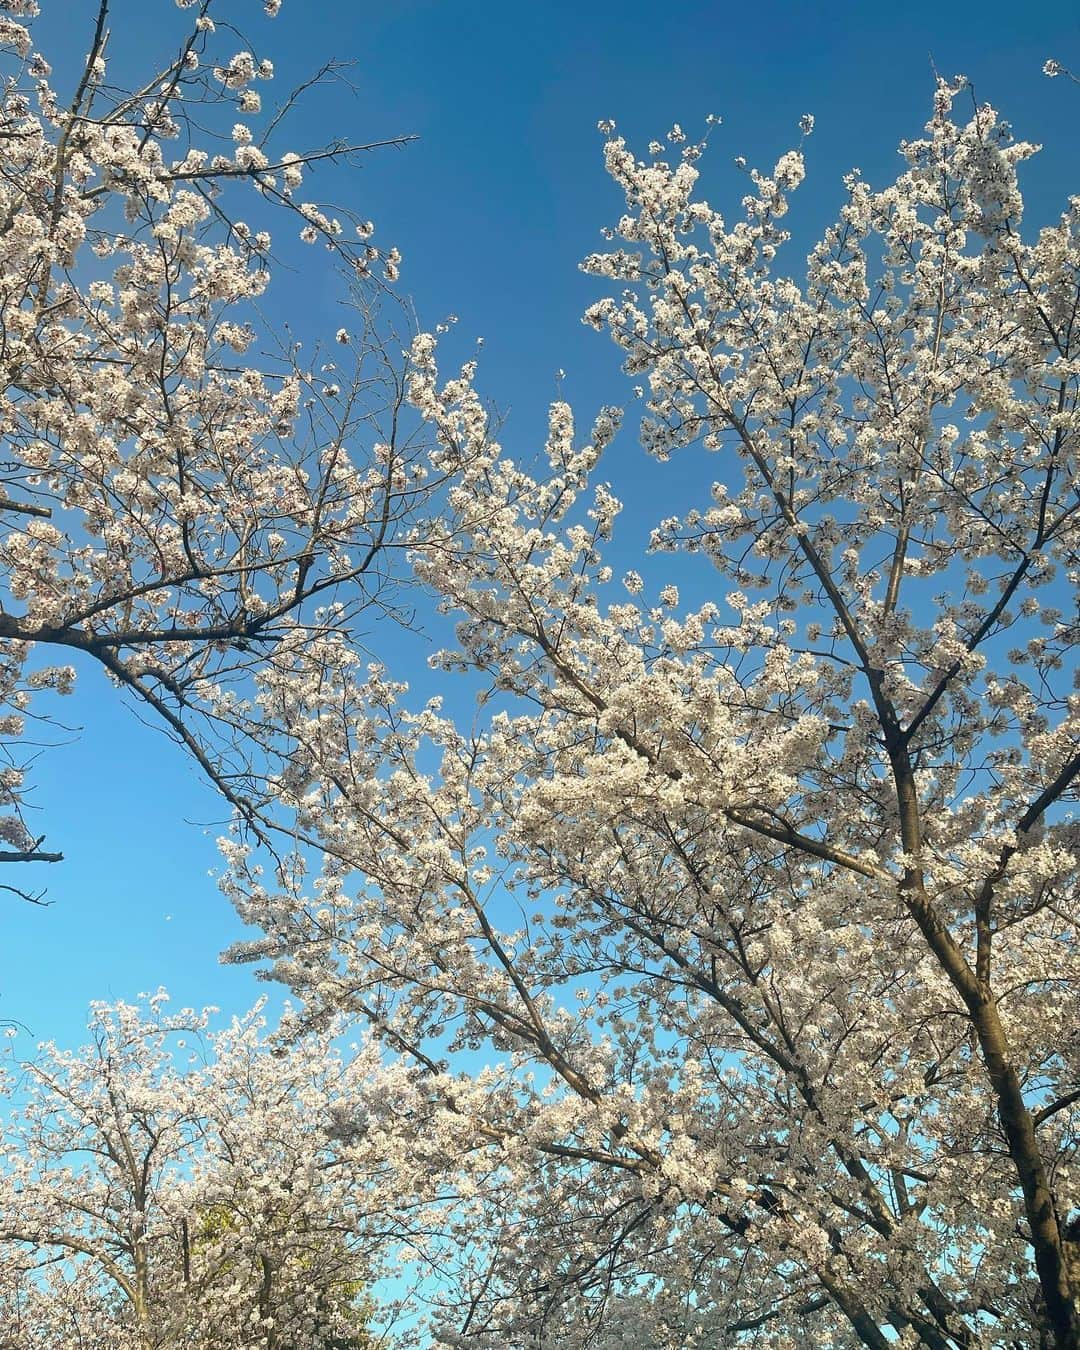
left=0, top=992, right=423, bottom=1347
left=221, top=79, right=1080, bottom=1346
left=0, top=0, right=432, bottom=898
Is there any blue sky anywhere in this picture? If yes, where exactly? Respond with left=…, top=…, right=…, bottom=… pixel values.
left=6, top=0, right=1079, bottom=1049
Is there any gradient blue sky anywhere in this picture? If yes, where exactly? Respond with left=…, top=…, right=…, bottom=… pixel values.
left=5, top=0, right=1078, bottom=1049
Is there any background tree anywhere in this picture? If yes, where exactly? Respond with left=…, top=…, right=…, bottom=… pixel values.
left=0, top=0, right=431, bottom=899
left=0, top=992, right=415, bottom=1347
left=220, top=80, right=1080, bottom=1346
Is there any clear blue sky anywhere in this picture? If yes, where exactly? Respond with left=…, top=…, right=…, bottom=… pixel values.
left=6, top=0, right=1078, bottom=1048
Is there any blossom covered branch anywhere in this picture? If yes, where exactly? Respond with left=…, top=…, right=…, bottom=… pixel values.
left=221, top=80, right=1080, bottom=1346
left=0, top=0, right=431, bottom=872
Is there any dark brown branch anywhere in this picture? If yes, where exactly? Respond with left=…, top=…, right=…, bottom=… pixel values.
left=1034, top=1089, right=1080, bottom=1129
left=0, top=844, right=63, bottom=864
left=0, top=497, right=52, bottom=518
left=724, top=806, right=892, bottom=882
